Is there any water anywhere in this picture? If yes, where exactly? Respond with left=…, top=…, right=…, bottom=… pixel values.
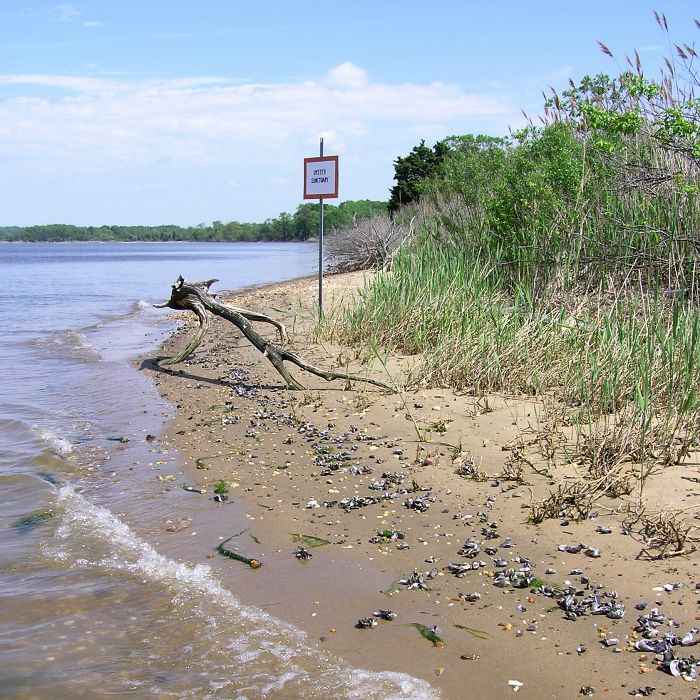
left=0, top=242, right=437, bottom=699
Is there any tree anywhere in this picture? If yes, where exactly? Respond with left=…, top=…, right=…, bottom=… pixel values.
left=388, top=139, right=450, bottom=213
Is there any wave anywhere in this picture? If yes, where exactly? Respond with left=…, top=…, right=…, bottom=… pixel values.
left=31, top=329, right=102, bottom=362
left=49, top=486, right=439, bottom=699
left=30, top=426, right=73, bottom=456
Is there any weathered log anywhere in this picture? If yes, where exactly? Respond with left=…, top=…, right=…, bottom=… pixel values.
left=154, top=276, right=392, bottom=392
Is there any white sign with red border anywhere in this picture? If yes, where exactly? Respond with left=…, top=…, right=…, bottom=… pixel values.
left=303, top=155, right=339, bottom=199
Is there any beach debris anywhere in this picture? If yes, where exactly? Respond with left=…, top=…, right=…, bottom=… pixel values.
left=454, top=623, right=489, bottom=639
left=369, top=528, right=405, bottom=543
left=627, top=688, right=655, bottom=697
left=290, top=533, right=330, bottom=548
left=665, top=657, right=698, bottom=680
left=165, top=517, right=191, bottom=532
left=154, top=276, right=393, bottom=391
left=652, top=581, right=684, bottom=592
left=373, top=609, right=397, bottom=621
left=507, top=679, right=523, bottom=692
left=399, top=569, right=431, bottom=591
left=408, top=623, right=444, bottom=647
left=368, top=471, right=407, bottom=490
left=339, top=495, right=383, bottom=511
left=493, top=569, right=535, bottom=589
left=294, top=546, right=312, bottom=560
left=107, top=435, right=129, bottom=443
left=11, top=509, right=55, bottom=533
left=156, top=474, right=176, bottom=482
left=194, top=457, right=207, bottom=469
left=356, top=617, right=378, bottom=629
left=579, top=686, right=595, bottom=696
left=458, top=539, right=481, bottom=558
left=182, top=484, right=205, bottom=494
left=215, top=537, right=261, bottom=568
left=403, top=493, right=434, bottom=512
left=448, top=561, right=487, bottom=576
left=556, top=591, right=626, bottom=620
left=212, top=480, right=229, bottom=502
left=630, top=606, right=700, bottom=681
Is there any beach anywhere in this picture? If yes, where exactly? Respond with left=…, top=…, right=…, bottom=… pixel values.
left=142, top=271, right=700, bottom=699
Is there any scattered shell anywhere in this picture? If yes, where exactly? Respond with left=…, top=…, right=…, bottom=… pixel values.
left=356, top=617, right=378, bottom=629
left=373, top=609, right=397, bottom=621
left=295, top=546, right=312, bottom=561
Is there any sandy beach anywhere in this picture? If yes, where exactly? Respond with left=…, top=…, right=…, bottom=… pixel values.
left=141, top=271, right=700, bottom=699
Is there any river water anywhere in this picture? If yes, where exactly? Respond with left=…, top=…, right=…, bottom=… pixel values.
left=0, top=242, right=436, bottom=699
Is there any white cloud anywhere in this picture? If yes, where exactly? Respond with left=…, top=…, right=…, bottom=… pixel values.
left=0, top=62, right=521, bottom=222
left=326, top=62, right=368, bottom=89
left=0, top=63, right=513, bottom=169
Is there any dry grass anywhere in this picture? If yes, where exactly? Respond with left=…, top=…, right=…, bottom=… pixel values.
left=622, top=504, right=699, bottom=559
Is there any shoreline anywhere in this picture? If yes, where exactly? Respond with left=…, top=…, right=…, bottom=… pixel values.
left=140, top=271, right=700, bottom=699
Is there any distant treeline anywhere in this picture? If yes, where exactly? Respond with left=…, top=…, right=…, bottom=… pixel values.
left=0, top=200, right=386, bottom=242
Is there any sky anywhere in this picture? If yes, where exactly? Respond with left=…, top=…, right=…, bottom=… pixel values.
left=0, top=1, right=698, bottom=227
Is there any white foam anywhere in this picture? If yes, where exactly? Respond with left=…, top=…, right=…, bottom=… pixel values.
left=32, top=426, right=73, bottom=455
left=51, top=486, right=440, bottom=699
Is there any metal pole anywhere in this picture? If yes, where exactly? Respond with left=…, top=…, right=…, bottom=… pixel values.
left=318, top=137, right=324, bottom=315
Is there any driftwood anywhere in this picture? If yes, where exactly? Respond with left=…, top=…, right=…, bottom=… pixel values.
left=154, top=276, right=392, bottom=392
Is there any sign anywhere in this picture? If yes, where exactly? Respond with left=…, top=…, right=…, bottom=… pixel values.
left=303, top=155, right=339, bottom=199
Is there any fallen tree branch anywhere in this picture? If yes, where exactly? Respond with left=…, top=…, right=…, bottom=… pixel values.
left=154, top=276, right=393, bottom=392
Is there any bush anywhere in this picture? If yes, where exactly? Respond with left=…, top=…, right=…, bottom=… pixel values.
left=325, top=213, right=415, bottom=272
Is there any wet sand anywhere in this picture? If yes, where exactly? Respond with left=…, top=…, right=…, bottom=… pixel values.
left=141, top=271, right=700, bottom=699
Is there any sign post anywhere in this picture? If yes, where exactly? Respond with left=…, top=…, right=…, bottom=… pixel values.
left=304, top=140, right=339, bottom=314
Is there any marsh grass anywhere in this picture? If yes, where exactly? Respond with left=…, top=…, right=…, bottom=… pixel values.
left=330, top=169, right=700, bottom=520
left=323, top=19, right=700, bottom=521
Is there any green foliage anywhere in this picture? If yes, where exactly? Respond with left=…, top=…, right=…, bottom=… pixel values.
left=332, top=14, right=700, bottom=478
left=213, top=480, right=229, bottom=496
left=388, top=139, right=450, bottom=213
left=438, top=134, right=507, bottom=204
left=487, top=123, right=586, bottom=254
left=0, top=199, right=387, bottom=242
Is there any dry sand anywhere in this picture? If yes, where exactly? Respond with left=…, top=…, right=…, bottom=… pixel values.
left=140, top=271, right=700, bottom=699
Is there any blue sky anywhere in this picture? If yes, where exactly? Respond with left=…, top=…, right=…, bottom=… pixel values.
left=0, top=1, right=698, bottom=226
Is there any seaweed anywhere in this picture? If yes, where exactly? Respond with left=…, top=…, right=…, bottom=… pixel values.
left=454, top=623, right=489, bottom=639
left=215, top=536, right=261, bottom=568
left=12, top=509, right=55, bottom=534
left=290, top=533, right=330, bottom=548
